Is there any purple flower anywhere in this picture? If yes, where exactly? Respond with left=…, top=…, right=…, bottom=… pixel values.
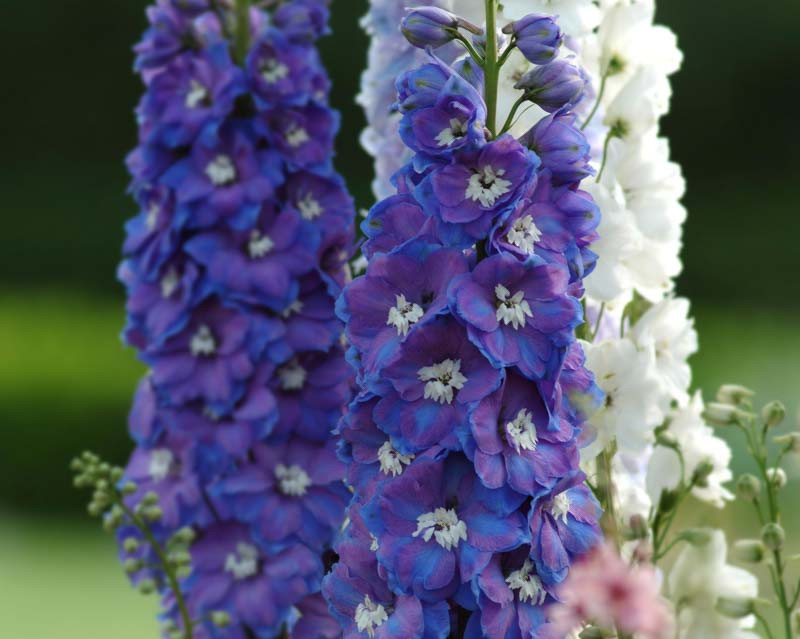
left=514, top=60, right=586, bottom=114
left=122, top=184, right=178, bottom=278
left=520, top=110, right=593, bottom=186
left=340, top=242, right=470, bottom=376
left=290, top=593, right=342, bottom=639
left=362, top=454, right=528, bottom=601
left=187, top=522, right=321, bottom=635
left=361, top=194, right=430, bottom=259
left=247, top=29, right=320, bottom=108
left=273, top=1, right=331, bottom=44
left=528, top=477, right=603, bottom=584
left=504, top=14, right=562, bottom=65
left=449, top=253, right=581, bottom=379
left=401, top=8, right=459, bottom=49
left=284, top=170, right=355, bottom=244
left=467, top=370, right=578, bottom=495
left=283, top=273, right=343, bottom=353
left=374, top=318, right=503, bottom=452
left=185, top=206, right=319, bottom=311
left=266, top=104, right=339, bottom=169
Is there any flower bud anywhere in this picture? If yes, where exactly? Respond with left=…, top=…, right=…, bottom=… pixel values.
left=514, top=61, right=586, bottom=113
left=627, top=514, right=649, bottom=540
left=762, top=523, right=785, bottom=551
left=704, top=402, right=745, bottom=427
left=716, top=384, right=755, bottom=405
left=736, top=474, right=761, bottom=501
left=401, top=8, right=459, bottom=49
left=121, top=481, right=138, bottom=495
left=504, top=14, right=562, bottom=65
left=691, top=459, right=715, bottom=488
left=137, top=578, right=157, bottom=595
left=211, top=611, right=231, bottom=628
left=124, top=558, right=143, bottom=574
left=716, top=596, right=757, bottom=619
left=774, top=432, right=800, bottom=454
left=762, top=401, right=786, bottom=429
left=766, top=467, right=787, bottom=489
left=732, top=539, right=766, bottom=563
left=680, top=528, right=713, bottom=546
left=123, top=537, right=140, bottom=553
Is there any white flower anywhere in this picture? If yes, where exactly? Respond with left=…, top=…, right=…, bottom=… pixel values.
left=669, top=530, right=760, bottom=639
left=604, top=67, right=672, bottom=140
left=582, top=337, right=669, bottom=459
left=630, top=297, right=697, bottom=402
left=647, top=392, right=733, bottom=508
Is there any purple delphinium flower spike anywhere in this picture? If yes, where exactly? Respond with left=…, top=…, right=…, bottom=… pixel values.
left=326, top=8, right=603, bottom=638
left=118, top=1, right=354, bottom=637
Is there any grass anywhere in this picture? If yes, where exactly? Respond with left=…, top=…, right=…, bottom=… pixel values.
left=0, top=290, right=797, bottom=637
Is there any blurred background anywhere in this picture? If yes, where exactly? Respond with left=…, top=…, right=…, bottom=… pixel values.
left=0, top=1, right=798, bottom=637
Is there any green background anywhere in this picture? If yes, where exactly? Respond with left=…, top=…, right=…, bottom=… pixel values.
left=0, top=1, right=798, bottom=637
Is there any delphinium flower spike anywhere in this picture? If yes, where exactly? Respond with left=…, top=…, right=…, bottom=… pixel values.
left=326, top=2, right=604, bottom=637
left=96, top=1, right=356, bottom=637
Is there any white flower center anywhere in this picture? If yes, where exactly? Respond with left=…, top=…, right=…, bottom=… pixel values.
left=275, top=463, right=312, bottom=497
left=148, top=449, right=174, bottom=481
left=190, top=324, right=217, bottom=357
left=205, top=155, right=237, bottom=186
left=354, top=595, right=388, bottom=638
left=387, top=294, right=424, bottom=337
left=248, top=230, right=275, bottom=259
left=506, top=559, right=546, bottom=605
left=435, top=118, right=469, bottom=147
left=185, top=79, right=209, bottom=109
left=160, top=267, right=180, bottom=299
left=224, top=542, right=260, bottom=581
left=297, top=192, right=323, bottom=220
left=281, top=299, right=304, bottom=318
left=278, top=359, right=307, bottom=391
left=146, top=203, right=159, bottom=230
left=506, top=408, right=538, bottom=453
left=369, top=534, right=379, bottom=552
left=465, top=165, right=512, bottom=207
left=413, top=507, right=468, bottom=551
left=550, top=492, right=571, bottom=524
left=495, top=284, right=533, bottom=330
left=506, top=215, right=542, bottom=254
left=260, top=58, right=289, bottom=84
left=285, top=125, right=310, bottom=148
left=377, top=441, right=414, bottom=477
left=417, top=358, right=467, bottom=405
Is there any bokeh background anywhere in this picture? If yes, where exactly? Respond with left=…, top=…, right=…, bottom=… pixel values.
left=1, top=1, right=798, bottom=637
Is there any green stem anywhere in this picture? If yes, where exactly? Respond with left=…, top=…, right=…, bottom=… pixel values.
left=453, top=32, right=484, bottom=67
left=499, top=95, right=527, bottom=135
left=652, top=534, right=686, bottom=563
left=234, top=0, right=251, bottom=65
left=596, top=446, right=621, bottom=548
left=596, top=130, right=614, bottom=183
left=589, top=302, right=606, bottom=342
left=581, top=72, right=608, bottom=131
left=483, top=0, right=499, bottom=136
left=116, top=496, right=193, bottom=639
left=755, top=610, right=777, bottom=639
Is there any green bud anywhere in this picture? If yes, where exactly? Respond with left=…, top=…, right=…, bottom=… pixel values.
left=731, top=539, right=766, bottom=563
left=691, top=459, right=715, bottom=488
left=656, top=430, right=679, bottom=449
left=736, top=474, right=761, bottom=501
left=143, top=505, right=163, bottom=522
left=106, top=505, right=124, bottom=529
left=123, top=537, right=140, bottom=553
left=762, top=523, right=785, bottom=551
left=716, top=384, right=755, bottom=406
left=579, top=627, right=615, bottom=639
left=169, top=631, right=185, bottom=639
left=761, top=401, right=786, bottom=429
left=211, top=611, right=231, bottom=629
left=172, top=527, right=196, bottom=544
left=170, top=550, right=192, bottom=567
left=716, top=596, right=756, bottom=619
left=121, top=481, right=138, bottom=495
left=124, top=558, right=143, bottom=574
left=137, top=578, right=156, bottom=595
left=766, top=467, right=787, bottom=489
left=679, top=528, right=713, bottom=546
left=774, top=432, right=800, bottom=454
left=657, top=488, right=680, bottom=514
left=163, top=620, right=178, bottom=633
left=142, top=491, right=160, bottom=506
left=87, top=501, right=104, bottom=517
left=175, top=565, right=192, bottom=579
left=70, top=458, right=83, bottom=472
left=704, top=402, right=746, bottom=427
left=98, top=462, right=111, bottom=475
left=110, top=467, right=124, bottom=482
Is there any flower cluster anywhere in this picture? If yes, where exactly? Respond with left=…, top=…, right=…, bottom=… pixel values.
left=327, top=9, right=604, bottom=637
left=118, top=1, right=354, bottom=636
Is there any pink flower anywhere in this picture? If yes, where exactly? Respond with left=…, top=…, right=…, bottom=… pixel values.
left=548, top=542, right=674, bottom=638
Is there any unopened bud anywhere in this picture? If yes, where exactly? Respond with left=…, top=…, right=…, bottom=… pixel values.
left=401, top=8, right=459, bottom=49
left=762, top=401, right=786, bottom=429
left=211, top=611, right=231, bottom=628
left=680, top=528, right=713, bottom=546
left=704, top=402, right=745, bottom=427
left=774, top=432, right=800, bottom=454
left=515, top=61, right=586, bottom=113
left=110, top=467, right=124, bottom=482
left=691, top=459, right=715, bottom=488
left=762, top=523, right=785, bottom=551
left=124, top=558, right=143, bottom=574
left=732, top=539, right=766, bottom=563
left=172, top=527, right=196, bottom=544
left=137, top=578, right=156, bottom=595
left=736, top=474, right=761, bottom=501
left=503, top=14, right=562, bottom=65
left=627, top=514, right=649, bottom=540
left=716, top=596, right=757, bottom=619
left=170, top=550, right=192, bottom=567
left=142, top=491, right=160, bottom=506
left=143, top=506, right=163, bottom=522
left=121, top=481, right=138, bottom=495
left=766, top=467, right=787, bottom=489
left=123, top=537, right=140, bottom=553
left=656, top=430, right=679, bottom=449
left=716, top=384, right=755, bottom=406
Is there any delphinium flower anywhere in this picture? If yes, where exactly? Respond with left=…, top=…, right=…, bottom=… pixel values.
left=113, top=1, right=355, bottom=637
left=328, top=3, right=605, bottom=637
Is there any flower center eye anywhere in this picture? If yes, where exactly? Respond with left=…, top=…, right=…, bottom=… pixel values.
left=506, top=559, right=547, bottom=604
left=387, top=294, right=424, bottom=337
left=297, top=192, right=323, bottom=220
left=506, top=408, right=538, bottom=452
left=507, top=214, right=542, bottom=254
left=354, top=595, right=389, bottom=638
left=412, top=507, right=468, bottom=550
left=190, top=324, right=217, bottom=357
left=550, top=492, right=571, bottom=523
left=274, top=463, right=312, bottom=497
left=495, top=284, right=533, bottom=330
left=224, top=542, right=260, bottom=581
left=185, top=79, right=209, bottom=109
left=148, top=449, right=174, bottom=481
left=205, top=154, right=237, bottom=186
left=465, top=165, right=512, bottom=207
left=278, top=359, right=307, bottom=391
left=377, top=441, right=414, bottom=477
left=285, top=125, right=310, bottom=148
left=417, top=358, right=467, bottom=405
left=160, top=267, right=180, bottom=299
left=260, top=57, right=290, bottom=84
left=248, top=230, right=275, bottom=259
left=435, top=117, right=468, bottom=147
